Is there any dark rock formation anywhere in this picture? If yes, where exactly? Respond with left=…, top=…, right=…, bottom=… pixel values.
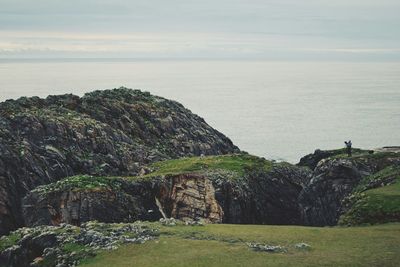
left=22, top=173, right=225, bottom=227
left=297, top=149, right=342, bottom=170
left=213, top=165, right=311, bottom=225
left=299, top=153, right=400, bottom=226
left=297, top=148, right=366, bottom=170
left=0, top=232, right=58, bottom=267
left=0, top=88, right=238, bottom=235
left=21, top=160, right=312, bottom=227
left=22, top=176, right=162, bottom=227
left=0, top=222, right=158, bottom=267
left=299, top=158, right=372, bottom=226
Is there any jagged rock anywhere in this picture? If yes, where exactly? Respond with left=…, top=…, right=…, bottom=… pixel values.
left=299, top=153, right=400, bottom=226
left=0, top=88, right=238, bottom=234
left=157, top=174, right=224, bottom=223
left=0, top=232, right=57, bottom=267
left=297, top=148, right=367, bottom=170
left=0, top=222, right=158, bottom=267
left=22, top=173, right=225, bottom=227
left=22, top=176, right=162, bottom=227
left=299, top=158, right=375, bottom=226
left=21, top=156, right=313, bottom=227
left=298, top=149, right=342, bottom=170
left=212, top=165, right=311, bottom=224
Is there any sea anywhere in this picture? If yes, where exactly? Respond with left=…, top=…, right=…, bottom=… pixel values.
left=0, top=59, right=399, bottom=163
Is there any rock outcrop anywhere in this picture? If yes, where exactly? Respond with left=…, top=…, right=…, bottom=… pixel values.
left=1, top=87, right=399, bottom=237
left=0, top=221, right=158, bottom=267
left=0, top=88, right=238, bottom=234
left=22, top=176, right=162, bottom=227
left=157, top=174, right=224, bottom=223
left=297, top=148, right=367, bottom=170
left=299, top=152, right=400, bottom=226
left=213, top=164, right=311, bottom=225
left=21, top=154, right=313, bottom=227
left=22, top=174, right=226, bottom=227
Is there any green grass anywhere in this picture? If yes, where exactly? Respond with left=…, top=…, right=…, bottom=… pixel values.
left=32, top=175, right=123, bottom=194
left=80, top=223, right=400, bottom=267
left=355, top=166, right=400, bottom=192
left=0, top=232, right=21, bottom=251
left=339, top=182, right=400, bottom=225
left=327, top=148, right=378, bottom=159
left=138, top=154, right=272, bottom=179
left=339, top=166, right=400, bottom=225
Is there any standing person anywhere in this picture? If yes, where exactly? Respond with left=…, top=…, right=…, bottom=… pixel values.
left=344, top=140, right=352, bottom=157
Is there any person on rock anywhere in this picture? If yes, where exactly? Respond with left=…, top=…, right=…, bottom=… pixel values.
left=344, top=140, right=352, bottom=157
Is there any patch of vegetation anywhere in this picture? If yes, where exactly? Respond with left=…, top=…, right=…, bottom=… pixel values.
left=0, top=232, right=21, bottom=251
left=136, top=154, right=273, bottom=180
left=80, top=223, right=400, bottom=267
left=327, top=148, right=373, bottom=159
left=32, top=175, right=123, bottom=195
left=355, top=165, right=400, bottom=192
left=339, top=166, right=400, bottom=225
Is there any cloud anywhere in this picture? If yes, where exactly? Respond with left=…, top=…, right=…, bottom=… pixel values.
left=0, top=1, right=399, bottom=59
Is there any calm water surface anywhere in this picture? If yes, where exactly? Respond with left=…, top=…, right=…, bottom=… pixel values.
left=0, top=60, right=399, bottom=162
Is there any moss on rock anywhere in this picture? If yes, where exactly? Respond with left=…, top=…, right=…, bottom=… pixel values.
left=339, top=166, right=400, bottom=225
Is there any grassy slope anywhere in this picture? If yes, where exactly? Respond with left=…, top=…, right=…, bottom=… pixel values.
left=31, top=175, right=123, bottom=194
left=80, top=223, right=400, bottom=267
left=29, top=154, right=273, bottom=193
left=137, top=153, right=274, bottom=180
left=339, top=166, right=400, bottom=225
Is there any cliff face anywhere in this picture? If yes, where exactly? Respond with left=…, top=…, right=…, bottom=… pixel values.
left=299, top=152, right=400, bottom=226
left=212, top=165, right=311, bottom=225
left=1, top=87, right=399, bottom=236
left=21, top=155, right=312, bottom=227
left=157, top=174, right=224, bottom=223
left=23, top=174, right=225, bottom=227
left=21, top=151, right=400, bottom=229
left=22, top=176, right=162, bottom=227
left=0, top=88, right=238, bottom=234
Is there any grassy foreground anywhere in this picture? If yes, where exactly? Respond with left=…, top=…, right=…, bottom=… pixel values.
left=80, top=223, right=400, bottom=267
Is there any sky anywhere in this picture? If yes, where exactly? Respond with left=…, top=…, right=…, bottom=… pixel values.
left=1, top=0, right=400, bottom=60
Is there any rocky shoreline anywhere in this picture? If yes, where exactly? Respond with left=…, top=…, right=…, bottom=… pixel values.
left=0, top=88, right=399, bottom=266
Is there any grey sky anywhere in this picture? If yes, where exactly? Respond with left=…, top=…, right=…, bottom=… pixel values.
left=1, top=0, right=399, bottom=59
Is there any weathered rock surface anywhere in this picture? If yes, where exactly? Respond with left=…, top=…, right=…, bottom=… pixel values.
left=22, top=173, right=225, bottom=227
left=22, top=176, right=162, bottom=227
left=21, top=157, right=313, bottom=227
left=157, top=174, right=224, bottom=223
left=299, top=152, right=400, bottom=226
left=0, top=88, right=238, bottom=235
left=297, top=148, right=367, bottom=170
left=212, top=165, right=311, bottom=225
left=0, top=231, right=58, bottom=267
left=0, top=221, right=158, bottom=267
left=297, top=149, right=343, bottom=170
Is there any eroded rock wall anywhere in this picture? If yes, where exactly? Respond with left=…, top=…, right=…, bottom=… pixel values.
left=22, top=180, right=162, bottom=227
left=299, top=155, right=400, bottom=226
left=213, top=165, right=312, bottom=225
left=157, top=174, right=224, bottom=223
left=0, top=88, right=238, bottom=234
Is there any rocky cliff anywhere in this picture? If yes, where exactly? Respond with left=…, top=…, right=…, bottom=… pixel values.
left=0, top=88, right=238, bottom=235
left=1, top=87, right=399, bottom=237
left=299, top=150, right=400, bottom=226
left=21, top=154, right=312, bottom=227
left=13, top=144, right=400, bottom=231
